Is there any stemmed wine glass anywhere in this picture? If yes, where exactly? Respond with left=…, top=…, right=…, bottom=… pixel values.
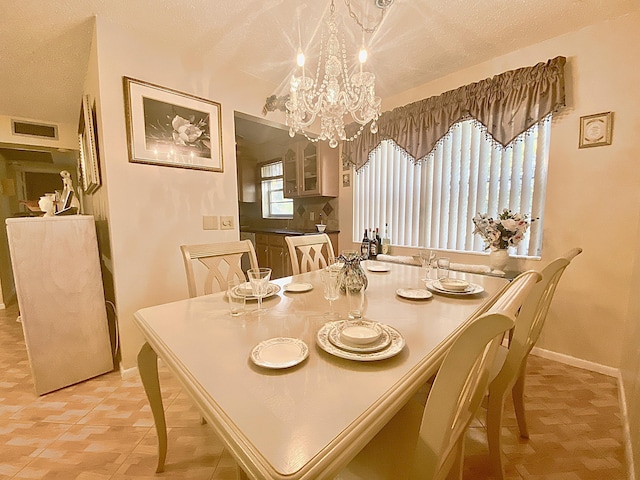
left=321, top=266, right=340, bottom=320
left=419, top=249, right=436, bottom=280
left=247, top=268, right=272, bottom=315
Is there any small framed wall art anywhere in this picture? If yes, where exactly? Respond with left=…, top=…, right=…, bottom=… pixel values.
left=579, top=111, right=613, bottom=148
left=123, top=77, right=223, bottom=172
left=342, top=173, right=350, bottom=188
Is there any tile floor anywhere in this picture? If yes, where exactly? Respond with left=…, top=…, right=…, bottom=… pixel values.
left=0, top=302, right=628, bottom=479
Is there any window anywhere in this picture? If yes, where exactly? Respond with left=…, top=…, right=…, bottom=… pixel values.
left=261, top=160, right=293, bottom=219
left=353, top=117, right=551, bottom=257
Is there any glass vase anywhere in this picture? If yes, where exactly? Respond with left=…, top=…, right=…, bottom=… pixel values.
left=337, top=251, right=368, bottom=294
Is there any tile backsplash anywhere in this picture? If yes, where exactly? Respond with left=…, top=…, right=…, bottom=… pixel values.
left=239, top=197, right=339, bottom=231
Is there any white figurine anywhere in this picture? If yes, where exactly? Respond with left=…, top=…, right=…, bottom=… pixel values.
left=38, top=195, right=55, bottom=216
left=59, top=170, right=80, bottom=210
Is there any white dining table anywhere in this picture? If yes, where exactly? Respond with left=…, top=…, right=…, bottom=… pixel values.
left=134, top=261, right=509, bottom=480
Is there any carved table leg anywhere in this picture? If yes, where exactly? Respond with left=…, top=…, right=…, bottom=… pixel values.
left=137, top=342, right=167, bottom=473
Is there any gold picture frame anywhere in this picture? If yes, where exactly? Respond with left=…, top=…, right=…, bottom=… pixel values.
left=123, top=77, right=223, bottom=172
left=78, top=94, right=101, bottom=194
left=579, top=112, right=613, bottom=148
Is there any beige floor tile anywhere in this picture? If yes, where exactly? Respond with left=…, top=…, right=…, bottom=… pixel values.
left=0, top=302, right=629, bottom=479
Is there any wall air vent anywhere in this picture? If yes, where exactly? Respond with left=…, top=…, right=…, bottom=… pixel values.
left=11, top=120, right=58, bottom=140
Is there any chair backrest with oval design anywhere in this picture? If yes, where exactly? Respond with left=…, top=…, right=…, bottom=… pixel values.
left=335, top=270, right=541, bottom=480
left=285, top=234, right=336, bottom=276
left=487, top=247, right=583, bottom=479
left=180, top=240, right=259, bottom=298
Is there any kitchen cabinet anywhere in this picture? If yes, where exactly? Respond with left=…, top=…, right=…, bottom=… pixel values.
left=255, top=233, right=292, bottom=279
left=284, top=140, right=339, bottom=198
left=237, top=157, right=257, bottom=203
left=255, top=231, right=339, bottom=278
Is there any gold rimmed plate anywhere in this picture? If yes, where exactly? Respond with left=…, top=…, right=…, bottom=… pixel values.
left=425, top=280, right=484, bottom=296
left=250, top=337, right=309, bottom=369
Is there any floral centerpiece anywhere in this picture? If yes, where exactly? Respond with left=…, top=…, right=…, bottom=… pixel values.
left=472, top=209, right=533, bottom=251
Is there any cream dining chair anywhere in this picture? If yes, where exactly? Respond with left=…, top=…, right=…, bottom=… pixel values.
left=486, top=247, right=582, bottom=479
left=180, top=240, right=259, bottom=297
left=335, top=270, right=541, bottom=480
left=285, top=233, right=336, bottom=275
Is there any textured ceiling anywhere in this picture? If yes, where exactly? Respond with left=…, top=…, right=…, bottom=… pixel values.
left=0, top=0, right=637, bottom=128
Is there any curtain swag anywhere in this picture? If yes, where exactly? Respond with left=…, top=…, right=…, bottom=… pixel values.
left=343, top=56, right=566, bottom=171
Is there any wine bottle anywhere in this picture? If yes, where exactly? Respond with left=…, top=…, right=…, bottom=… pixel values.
left=360, top=229, right=370, bottom=259
left=369, top=226, right=378, bottom=259
left=375, top=227, right=382, bottom=256
left=381, top=223, right=391, bottom=254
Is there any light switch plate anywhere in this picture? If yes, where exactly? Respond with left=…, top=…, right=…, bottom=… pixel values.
left=220, top=216, right=234, bottom=230
left=203, top=215, right=219, bottom=230
left=310, top=212, right=315, bottom=221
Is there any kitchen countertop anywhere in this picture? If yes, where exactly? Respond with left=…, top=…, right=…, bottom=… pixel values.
left=240, top=226, right=340, bottom=236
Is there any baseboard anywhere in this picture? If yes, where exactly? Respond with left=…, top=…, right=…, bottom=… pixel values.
left=617, top=372, right=637, bottom=480
left=119, top=365, right=139, bottom=380
left=530, top=346, right=618, bottom=377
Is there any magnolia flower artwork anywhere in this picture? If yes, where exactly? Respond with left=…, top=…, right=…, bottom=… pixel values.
left=472, top=209, right=534, bottom=250
left=143, top=96, right=211, bottom=158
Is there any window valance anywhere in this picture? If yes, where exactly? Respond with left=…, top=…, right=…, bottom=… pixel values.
left=343, top=56, right=566, bottom=171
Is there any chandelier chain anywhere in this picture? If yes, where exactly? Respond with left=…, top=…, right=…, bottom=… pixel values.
left=344, top=0, right=388, bottom=34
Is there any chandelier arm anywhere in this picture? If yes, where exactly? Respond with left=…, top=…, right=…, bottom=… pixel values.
left=344, top=0, right=389, bottom=34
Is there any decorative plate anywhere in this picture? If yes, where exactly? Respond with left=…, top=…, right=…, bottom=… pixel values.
left=250, top=337, right=309, bottom=369
left=284, top=282, right=313, bottom=293
left=425, top=280, right=484, bottom=296
left=366, top=263, right=391, bottom=272
left=233, top=282, right=281, bottom=300
left=317, top=321, right=405, bottom=361
left=396, top=288, right=433, bottom=300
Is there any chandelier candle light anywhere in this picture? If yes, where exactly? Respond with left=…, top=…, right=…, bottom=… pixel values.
left=286, top=0, right=387, bottom=148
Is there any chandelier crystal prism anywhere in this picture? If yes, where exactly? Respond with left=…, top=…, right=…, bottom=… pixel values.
left=286, top=0, right=382, bottom=148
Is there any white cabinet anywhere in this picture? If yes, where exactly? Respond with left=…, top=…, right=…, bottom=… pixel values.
left=283, top=141, right=339, bottom=198
left=6, top=215, right=113, bottom=395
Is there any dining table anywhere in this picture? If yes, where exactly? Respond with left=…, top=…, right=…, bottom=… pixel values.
left=134, top=260, right=509, bottom=480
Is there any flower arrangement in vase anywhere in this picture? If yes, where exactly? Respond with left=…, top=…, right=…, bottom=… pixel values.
left=472, top=209, right=534, bottom=270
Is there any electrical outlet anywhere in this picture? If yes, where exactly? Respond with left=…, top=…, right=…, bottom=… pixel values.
left=310, top=212, right=315, bottom=221
left=202, top=215, right=219, bottom=230
left=220, top=216, right=234, bottom=230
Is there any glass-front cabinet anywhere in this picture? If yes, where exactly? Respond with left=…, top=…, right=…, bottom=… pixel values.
left=283, top=140, right=338, bottom=198
left=283, top=147, right=298, bottom=197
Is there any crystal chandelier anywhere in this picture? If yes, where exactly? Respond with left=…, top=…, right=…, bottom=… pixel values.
left=286, top=0, right=388, bottom=148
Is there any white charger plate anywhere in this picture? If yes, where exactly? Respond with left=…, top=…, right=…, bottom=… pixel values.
left=425, top=280, right=484, bottom=296
left=250, top=337, right=309, bottom=369
left=396, top=288, right=433, bottom=300
left=317, top=322, right=405, bottom=361
left=233, top=282, right=281, bottom=300
left=284, top=282, right=313, bottom=293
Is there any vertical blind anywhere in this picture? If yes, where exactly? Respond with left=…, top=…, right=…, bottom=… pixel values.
left=353, top=116, right=551, bottom=257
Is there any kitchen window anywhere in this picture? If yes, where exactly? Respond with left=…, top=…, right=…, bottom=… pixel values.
left=353, top=116, right=551, bottom=257
left=261, top=160, right=293, bottom=219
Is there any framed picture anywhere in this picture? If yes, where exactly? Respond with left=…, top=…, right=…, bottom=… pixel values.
left=342, top=173, right=350, bottom=188
left=78, top=94, right=101, bottom=194
left=579, top=112, right=613, bottom=148
left=123, top=77, right=223, bottom=172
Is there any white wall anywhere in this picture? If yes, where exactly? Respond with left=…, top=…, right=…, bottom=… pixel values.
left=340, top=11, right=640, bottom=369
left=91, top=17, right=278, bottom=370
